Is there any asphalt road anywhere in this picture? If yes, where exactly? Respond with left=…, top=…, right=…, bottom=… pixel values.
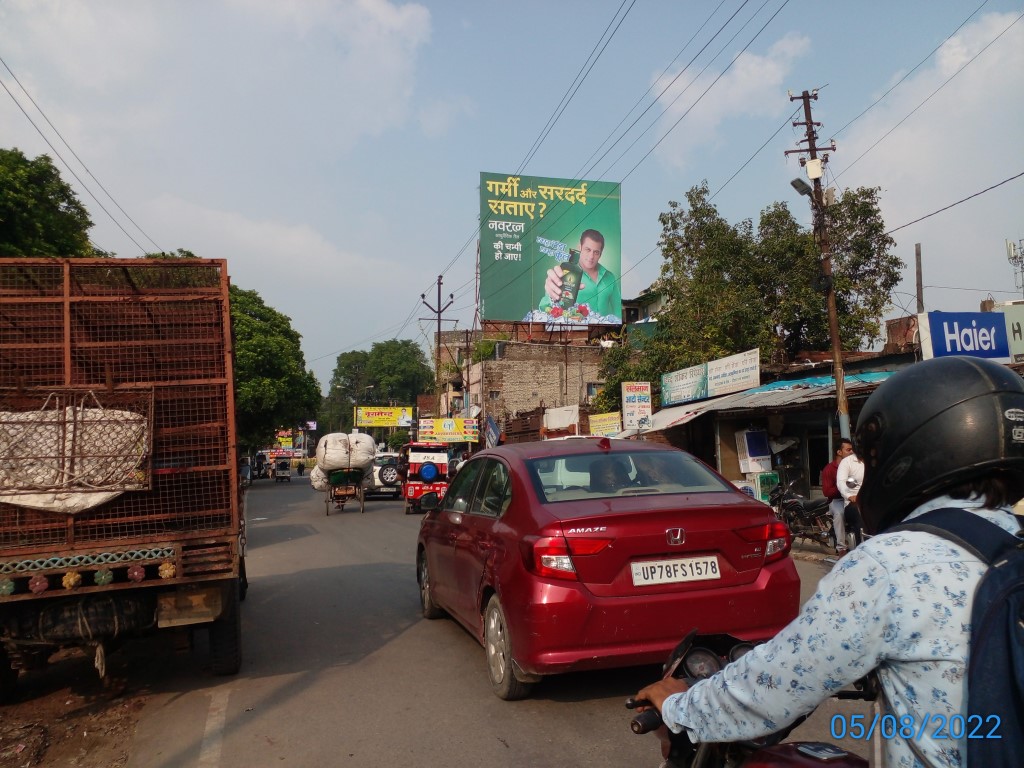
left=118, top=477, right=876, bottom=768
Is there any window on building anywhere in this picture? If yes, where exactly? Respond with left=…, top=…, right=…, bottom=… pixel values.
left=488, top=390, right=501, bottom=401
left=586, top=383, right=601, bottom=398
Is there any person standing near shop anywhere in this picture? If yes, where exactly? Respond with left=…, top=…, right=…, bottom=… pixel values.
left=837, top=446, right=865, bottom=552
left=821, top=438, right=854, bottom=553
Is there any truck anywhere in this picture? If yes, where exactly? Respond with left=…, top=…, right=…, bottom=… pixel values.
left=0, top=258, right=245, bottom=699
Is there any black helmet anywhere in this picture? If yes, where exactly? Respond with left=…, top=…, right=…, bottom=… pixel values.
left=855, top=356, right=1024, bottom=534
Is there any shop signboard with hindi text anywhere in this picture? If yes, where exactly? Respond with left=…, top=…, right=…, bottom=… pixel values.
left=588, top=411, right=622, bottom=437
left=355, top=406, right=415, bottom=428
left=479, top=172, right=622, bottom=326
left=661, top=349, right=761, bottom=406
left=621, top=382, right=652, bottom=430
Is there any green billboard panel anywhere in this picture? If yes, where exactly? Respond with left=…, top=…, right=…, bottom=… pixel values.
left=479, top=172, right=622, bottom=325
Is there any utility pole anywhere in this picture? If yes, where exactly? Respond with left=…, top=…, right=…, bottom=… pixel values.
left=785, top=89, right=849, bottom=439
left=421, top=275, right=454, bottom=417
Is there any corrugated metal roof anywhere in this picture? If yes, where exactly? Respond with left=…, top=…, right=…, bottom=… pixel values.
left=643, top=371, right=895, bottom=433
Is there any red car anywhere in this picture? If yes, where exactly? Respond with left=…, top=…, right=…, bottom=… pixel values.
left=415, top=437, right=799, bottom=699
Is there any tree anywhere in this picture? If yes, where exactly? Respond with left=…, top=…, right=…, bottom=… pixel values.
left=319, top=339, right=434, bottom=434
left=592, top=183, right=902, bottom=413
left=0, top=148, right=96, bottom=256
left=230, top=285, right=321, bottom=450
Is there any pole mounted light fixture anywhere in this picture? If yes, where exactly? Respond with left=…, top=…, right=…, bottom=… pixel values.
left=790, top=178, right=813, bottom=197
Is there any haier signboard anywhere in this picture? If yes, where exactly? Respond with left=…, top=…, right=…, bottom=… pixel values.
left=918, top=312, right=1010, bottom=360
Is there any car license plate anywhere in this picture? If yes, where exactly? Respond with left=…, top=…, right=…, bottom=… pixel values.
left=631, top=556, right=721, bottom=586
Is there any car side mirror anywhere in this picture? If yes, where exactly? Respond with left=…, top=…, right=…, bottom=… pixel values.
left=420, top=492, right=440, bottom=511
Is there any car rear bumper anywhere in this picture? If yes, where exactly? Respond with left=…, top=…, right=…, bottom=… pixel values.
left=508, top=559, right=800, bottom=676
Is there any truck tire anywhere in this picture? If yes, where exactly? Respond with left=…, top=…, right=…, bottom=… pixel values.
left=210, top=579, right=242, bottom=675
left=239, top=557, right=249, bottom=602
left=0, top=647, right=18, bottom=703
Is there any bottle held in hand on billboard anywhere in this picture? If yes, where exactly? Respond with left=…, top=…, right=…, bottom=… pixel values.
left=557, top=249, right=582, bottom=309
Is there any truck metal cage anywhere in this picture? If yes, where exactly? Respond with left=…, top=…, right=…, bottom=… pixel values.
left=0, top=259, right=238, bottom=557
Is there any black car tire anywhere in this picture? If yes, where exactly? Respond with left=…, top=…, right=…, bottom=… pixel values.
left=418, top=553, right=444, bottom=620
left=484, top=596, right=532, bottom=700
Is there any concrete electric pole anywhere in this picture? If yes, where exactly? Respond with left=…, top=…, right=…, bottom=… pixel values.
left=785, top=89, right=850, bottom=439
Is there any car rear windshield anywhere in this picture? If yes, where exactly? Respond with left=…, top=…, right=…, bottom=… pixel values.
left=526, top=450, right=732, bottom=503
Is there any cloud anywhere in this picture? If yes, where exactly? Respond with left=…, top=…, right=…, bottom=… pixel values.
left=830, top=11, right=1024, bottom=315
left=416, top=95, right=476, bottom=138
left=652, top=31, right=810, bottom=170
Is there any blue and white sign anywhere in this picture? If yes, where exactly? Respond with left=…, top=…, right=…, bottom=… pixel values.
left=918, top=312, right=1010, bottom=360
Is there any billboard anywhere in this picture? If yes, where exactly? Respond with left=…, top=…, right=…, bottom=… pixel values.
left=418, top=418, right=479, bottom=443
left=1001, top=304, right=1024, bottom=362
left=479, top=172, right=622, bottom=325
left=917, top=312, right=1009, bottom=360
left=661, top=349, right=761, bottom=406
left=355, top=406, right=414, bottom=428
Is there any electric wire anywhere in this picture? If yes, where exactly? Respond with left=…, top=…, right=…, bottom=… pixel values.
left=834, top=9, right=1024, bottom=180
left=885, top=171, right=1024, bottom=235
left=0, top=73, right=148, bottom=255
left=828, top=0, right=991, bottom=142
left=0, top=53, right=164, bottom=253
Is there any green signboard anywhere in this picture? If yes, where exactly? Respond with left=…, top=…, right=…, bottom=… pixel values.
left=479, top=172, right=622, bottom=325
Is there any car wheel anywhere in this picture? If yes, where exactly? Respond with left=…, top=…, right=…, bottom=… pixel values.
left=380, top=465, right=400, bottom=486
left=484, top=596, right=532, bottom=700
left=418, top=553, right=444, bottom=620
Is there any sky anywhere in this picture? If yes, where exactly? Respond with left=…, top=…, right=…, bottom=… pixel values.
left=2, top=0, right=1022, bottom=393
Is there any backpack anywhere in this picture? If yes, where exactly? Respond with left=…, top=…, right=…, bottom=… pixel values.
left=894, top=508, right=1024, bottom=767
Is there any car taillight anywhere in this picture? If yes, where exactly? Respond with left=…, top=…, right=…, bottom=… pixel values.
left=521, top=536, right=611, bottom=580
left=737, top=521, right=792, bottom=563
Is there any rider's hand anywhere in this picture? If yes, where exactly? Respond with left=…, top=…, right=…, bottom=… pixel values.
left=634, top=677, right=690, bottom=712
left=544, top=266, right=564, bottom=303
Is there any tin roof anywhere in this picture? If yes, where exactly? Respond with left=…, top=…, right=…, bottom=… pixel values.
left=644, top=371, right=895, bottom=433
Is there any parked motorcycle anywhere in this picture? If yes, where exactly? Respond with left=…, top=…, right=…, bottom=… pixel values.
left=626, top=630, right=873, bottom=767
left=768, top=480, right=837, bottom=552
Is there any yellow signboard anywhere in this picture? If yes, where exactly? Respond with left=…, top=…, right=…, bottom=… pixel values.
left=588, top=411, right=622, bottom=437
left=418, top=418, right=479, bottom=442
left=355, top=406, right=415, bottom=428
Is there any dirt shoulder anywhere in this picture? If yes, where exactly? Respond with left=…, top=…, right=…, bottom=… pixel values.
left=0, top=651, right=148, bottom=768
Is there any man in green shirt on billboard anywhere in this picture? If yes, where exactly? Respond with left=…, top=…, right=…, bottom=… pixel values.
left=538, top=229, right=621, bottom=322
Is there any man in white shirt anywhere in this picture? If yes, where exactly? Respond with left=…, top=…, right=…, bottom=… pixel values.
left=836, top=449, right=865, bottom=552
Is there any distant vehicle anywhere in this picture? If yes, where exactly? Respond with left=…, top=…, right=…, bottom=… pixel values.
left=415, top=438, right=799, bottom=700
left=368, top=453, right=401, bottom=499
left=398, top=441, right=451, bottom=514
left=274, top=459, right=292, bottom=482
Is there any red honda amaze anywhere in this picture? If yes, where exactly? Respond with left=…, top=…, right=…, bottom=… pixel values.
left=415, top=438, right=799, bottom=699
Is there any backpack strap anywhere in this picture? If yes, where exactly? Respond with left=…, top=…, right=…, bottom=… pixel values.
left=893, top=508, right=1023, bottom=564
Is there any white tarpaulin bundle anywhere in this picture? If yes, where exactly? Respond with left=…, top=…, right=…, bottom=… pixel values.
left=0, top=398, right=149, bottom=514
left=309, top=464, right=329, bottom=491
left=315, top=432, right=376, bottom=472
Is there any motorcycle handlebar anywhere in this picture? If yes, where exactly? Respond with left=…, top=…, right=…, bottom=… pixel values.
left=630, top=708, right=664, bottom=735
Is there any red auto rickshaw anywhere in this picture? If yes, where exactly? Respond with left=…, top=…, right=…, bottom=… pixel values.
left=398, top=441, right=451, bottom=514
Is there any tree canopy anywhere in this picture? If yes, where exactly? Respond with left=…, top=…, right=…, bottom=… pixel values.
left=0, top=148, right=96, bottom=256
left=592, top=182, right=902, bottom=413
left=230, top=285, right=322, bottom=450
left=319, top=339, right=433, bottom=433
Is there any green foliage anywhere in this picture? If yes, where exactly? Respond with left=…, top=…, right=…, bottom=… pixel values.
left=230, top=285, right=321, bottom=450
left=654, top=182, right=902, bottom=369
left=387, top=429, right=410, bottom=451
left=0, top=148, right=96, bottom=256
left=319, top=339, right=434, bottom=433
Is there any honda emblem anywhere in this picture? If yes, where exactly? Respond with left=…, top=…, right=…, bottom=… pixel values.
left=666, top=528, right=686, bottom=545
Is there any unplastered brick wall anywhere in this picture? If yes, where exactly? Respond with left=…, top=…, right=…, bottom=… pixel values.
left=476, top=342, right=604, bottom=420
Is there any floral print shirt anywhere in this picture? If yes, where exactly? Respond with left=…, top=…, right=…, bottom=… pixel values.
left=661, top=495, right=1022, bottom=768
